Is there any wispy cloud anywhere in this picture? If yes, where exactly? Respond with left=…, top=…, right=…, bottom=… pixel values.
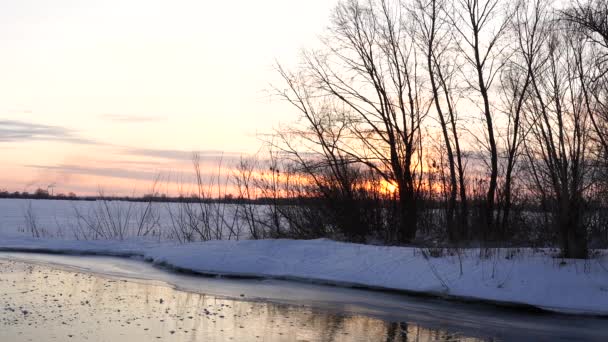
left=0, top=119, right=97, bottom=144
left=25, top=164, right=161, bottom=182
left=99, top=114, right=165, bottom=123
left=121, top=147, right=242, bottom=162
left=4, top=119, right=248, bottom=192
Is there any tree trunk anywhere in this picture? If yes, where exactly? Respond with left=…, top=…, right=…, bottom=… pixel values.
left=559, top=196, right=588, bottom=259
left=398, top=186, right=418, bottom=243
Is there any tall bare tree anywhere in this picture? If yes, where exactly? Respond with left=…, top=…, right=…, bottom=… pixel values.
left=412, top=0, right=468, bottom=240
left=497, top=0, right=548, bottom=236
left=524, top=28, right=592, bottom=258
left=449, top=0, right=512, bottom=235
left=563, top=0, right=608, bottom=167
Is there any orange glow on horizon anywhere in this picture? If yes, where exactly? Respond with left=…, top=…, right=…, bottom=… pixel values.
left=380, top=180, right=398, bottom=195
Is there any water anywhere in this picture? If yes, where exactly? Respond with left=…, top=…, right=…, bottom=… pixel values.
left=0, top=252, right=607, bottom=341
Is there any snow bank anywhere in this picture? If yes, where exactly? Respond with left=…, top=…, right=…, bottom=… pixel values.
left=0, top=237, right=606, bottom=315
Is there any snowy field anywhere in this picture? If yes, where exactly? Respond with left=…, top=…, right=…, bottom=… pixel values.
left=0, top=198, right=607, bottom=316
left=0, top=198, right=250, bottom=241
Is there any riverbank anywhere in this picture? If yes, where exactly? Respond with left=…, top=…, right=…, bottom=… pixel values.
left=0, top=237, right=606, bottom=316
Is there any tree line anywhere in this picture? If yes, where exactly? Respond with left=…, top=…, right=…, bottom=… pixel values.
left=229, top=0, right=608, bottom=258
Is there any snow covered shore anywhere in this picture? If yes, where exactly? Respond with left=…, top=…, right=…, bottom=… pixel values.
left=0, top=237, right=606, bottom=316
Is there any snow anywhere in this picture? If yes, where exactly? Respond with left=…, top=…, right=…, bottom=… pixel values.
left=0, top=198, right=250, bottom=240
left=0, top=235, right=606, bottom=316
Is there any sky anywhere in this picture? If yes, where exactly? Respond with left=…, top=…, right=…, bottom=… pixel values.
left=0, top=0, right=337, bottom=195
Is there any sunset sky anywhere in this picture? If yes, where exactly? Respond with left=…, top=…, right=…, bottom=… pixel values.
left=0, top=0, right=336, bottom=195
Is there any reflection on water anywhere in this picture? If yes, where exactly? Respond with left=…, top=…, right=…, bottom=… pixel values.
left=0, top=260, right=484, bottom=342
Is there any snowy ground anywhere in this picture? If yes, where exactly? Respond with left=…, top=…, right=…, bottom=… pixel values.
left=0, top=198, right=251, bottom=240
left=0, top=236, right=606, bottom=316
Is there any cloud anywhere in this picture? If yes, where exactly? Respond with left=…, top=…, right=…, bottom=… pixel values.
left=25, top=164, right=161, bottom=182
left=121, top=147, right=243, bottom=162
left=3, top=119, right=250, bottom=190
left=99, top=114, right=165, bottom=123
left=0, top=119, right=97, bottom=144
left=23, top=161, right=233, bottom=188
left=0, top=120, right=246, bottom=164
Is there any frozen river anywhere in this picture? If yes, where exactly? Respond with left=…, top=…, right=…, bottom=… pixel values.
left=0, top=252, right=607, bottom=341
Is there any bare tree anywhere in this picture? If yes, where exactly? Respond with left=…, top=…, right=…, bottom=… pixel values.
left=563, top=0, right=608, bottom=172
left=412, top=0, right=469, bottom=240
left=563, top=0, right=608, bottom=50
left=524, top=28, right=592, bottom=258
left=280, top=0, right=431, bottom=243
left=233, top=155, right=265, bottom=239
left=449, top=0, right=512, bottom=235
left=497, top=0, right=548, bottom=237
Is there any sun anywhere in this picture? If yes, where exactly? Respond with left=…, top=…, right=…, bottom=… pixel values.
left=381, top=180, right=398, bottom=194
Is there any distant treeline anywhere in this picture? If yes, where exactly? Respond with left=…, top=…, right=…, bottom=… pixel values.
left=0, top=187, right=338, bottom=205
left=0, top=189, right=83, bottom=201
